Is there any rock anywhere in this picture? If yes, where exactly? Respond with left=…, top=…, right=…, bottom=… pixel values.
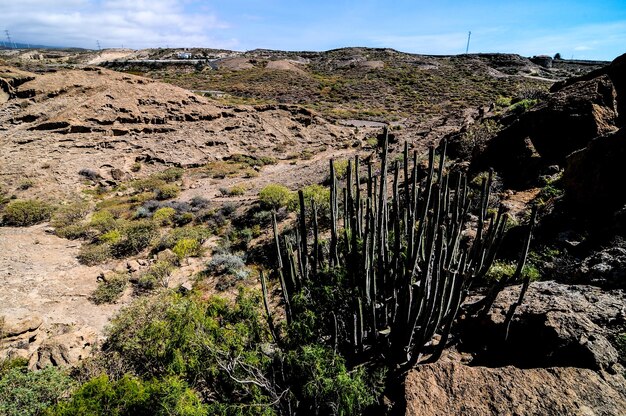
left=157, top=249, right=176, bottom=262
left=476, top=74, right=619, bottom=188
left=179, top=282, right=193, bottom=293
left=126, top=259, right=141, bottom=273
left=562, top=127, right=626, bottom=228
left=110, top=168, right=125, bottom=181
left=575, top=243, right=626, bottom=289
left=0, top=315, right=43, bottom=343
left=462, top=281, right=626, bottom=373
left=405, top=358, right=626, bottom=416
left=29, top=327, right=97, bottom=369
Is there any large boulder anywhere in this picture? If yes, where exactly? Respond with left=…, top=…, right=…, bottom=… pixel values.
left=462, top=281, right=626, bottom=372
left=474, top=52, right=626, bottom=188
left=476, top=74, right=619, bottom=188
left=405, top=281, right=626, bottom=415
left=562, top=126, right=626, bottom=226
left=406, top=359, right=626, bottom=416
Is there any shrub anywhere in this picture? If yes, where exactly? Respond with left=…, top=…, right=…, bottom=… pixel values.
left=153, top=207, right=176, bottom=226
left=52, top=201, right=90, bottom=228
left=90, top=210, right=118, bottom=233
left=99, top=229, right=123, bottom=245
left=78, top=243, right=112, bottom=265
left=154, top=226, right=211, bottom=252
left=223, top=185, right=246, bottom=196
left=486, top=261, right=541, bottom=283
left=155, top=167, right=184, bottom=183
left=155, top=184, right=180, bottom=201
left=333, top=159, right=350, bottom=180
left=131, top=162, right=142, bottom=172
left=113, top=220, right=159, bottom=256
left=50, top=374, right=207, bottom=416
left=55, top=223, right=91, bottom=240
left=0, top=365, right=74, bottom=416
left=206, top=253, right=246, bottom=275
left=91, top=272, right=128, bottom=304
left=138, top=260, right=174, bottom=290
left=2, top=199, right=54, bottom=226
left=18, top=179, right=35, bottom=190
left=173, top=238, right=204, bottom=262
left=259, top=184, right=292, bottom=210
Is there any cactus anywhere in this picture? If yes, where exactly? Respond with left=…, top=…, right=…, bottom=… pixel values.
left=268, top=135, right=537, bottom=371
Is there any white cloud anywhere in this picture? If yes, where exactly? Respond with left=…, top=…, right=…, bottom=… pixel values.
left=0, top=0, right=237, bottom=49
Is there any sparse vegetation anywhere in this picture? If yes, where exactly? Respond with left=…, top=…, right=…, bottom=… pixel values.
left=91, top=272, right=128, bottom=304
left=2, top=199, right=54, bottom=226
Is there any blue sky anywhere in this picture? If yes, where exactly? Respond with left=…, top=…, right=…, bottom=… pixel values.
left=1, top=0, right=625, bottom=60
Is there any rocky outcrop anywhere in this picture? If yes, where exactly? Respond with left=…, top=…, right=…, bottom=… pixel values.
left=462, top=281, right=626, bottom=372
left=406, top=359, right=626, bottom=416
left=405, top=281, right=626, bottom=415
left=476, top=74, right=619, bottom=188
left=574, top=241, right=626, bottom=289
left=562, top=127, right=626, bottom=230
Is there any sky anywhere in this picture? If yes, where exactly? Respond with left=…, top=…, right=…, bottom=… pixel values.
left=1, top=0, right=625, bottom=60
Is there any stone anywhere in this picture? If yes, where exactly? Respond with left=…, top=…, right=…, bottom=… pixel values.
left=126, top=259, right=141, bottom=273
left=405, top=358, right=626, bottom=416
left=462, top=281, right=626, bottom=373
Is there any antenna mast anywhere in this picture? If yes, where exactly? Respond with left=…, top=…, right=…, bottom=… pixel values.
left=96, top=40, right=101, bottom=50
left=5, top=30, right=15, bottom=49
left=465, top=31, right=471, bottom=54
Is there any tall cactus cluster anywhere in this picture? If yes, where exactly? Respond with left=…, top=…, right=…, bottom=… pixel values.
left=267, top=131, right=537, bottom=371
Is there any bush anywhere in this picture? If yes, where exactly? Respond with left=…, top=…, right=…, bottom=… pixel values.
left=155, top=184, right=180, bottom=201
left=2, top=199, right=54, bottom=226
left=137, top=260, right=174, bottom=290
left=90, top=210, right=118, bottom=233
left=113, top=220, right=159, bottom=256
left=52, top=201, right=90, bottom=228
left=155, top=167, right=184, bottom=183
left=78, top=243, right=112, bottom=265
left=153, top=207, right=176, bottom=226
left=50, top=374, right=206, bottom=416
left=172, top=238, right=204, bottom=262
left=91, top=272, right=128, bottom=304
left=486, top=261, right=541, bottom=283
left=0, top=365, right=74, bottom=416
left=206, top=253, right=246, bottom=275
left=154, top=226, right=211, bottom=252
left=55, top=223, right=91, bottom=240
left=259, top=184, right=292, bottom=210
left=78, top=168, right=101, bottom=181
left=287, top=184, right=330, bottom=217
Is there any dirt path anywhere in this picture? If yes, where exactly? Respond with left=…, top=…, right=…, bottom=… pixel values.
left=0, top=225, right=120, bottom=337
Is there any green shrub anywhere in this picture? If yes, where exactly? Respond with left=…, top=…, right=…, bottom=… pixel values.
left=172, top=238, right=204, bottom=262
left=99, top=229, right=123, bottom=245
left=155, top=167, right=184, bottom=183
left=153, top=207, right=176, bottom=226
left=288, top=184, right=330, bottom=216
left=51, top=201, right=90, bottom=228
left=155, top=226, right=211, bottom=252
left=155, top=184, right=180, bottom=201
left=91, top=272, right=128, bottom=304
left=18, top=179, right=35, bottom=190
left=509, top=98, right=538, bottom=115
left=259, top=184, right=292, bottom=210
left=226, top=185, right=246, bottom=196
left=486, top=261, right=541, bottom=282
left=50, top=374, right=206, bottom=416
left=90, top=210, right=117, bottom=233
left=113, top=220, right=159, bottom=256
left=333, top=159, right=350, bottom=180
left=55, top=223, right=91, bottom=240
left=78, top=243, right=112, bottom=266
left=138, top=260, right=174, bottom=290
left=2, top=199, right=54, bottom=226
left=0, top=365, right=74, bottom=416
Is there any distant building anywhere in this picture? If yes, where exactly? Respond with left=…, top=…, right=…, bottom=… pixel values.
left=177, top=52, right=192, bottom=59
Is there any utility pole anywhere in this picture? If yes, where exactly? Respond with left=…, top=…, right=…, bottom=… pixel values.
left=465, top=31, right=471, bottom=54
left=96, top=40, right=101, bottom=50
left=5, top=30, right=15, bottom=49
